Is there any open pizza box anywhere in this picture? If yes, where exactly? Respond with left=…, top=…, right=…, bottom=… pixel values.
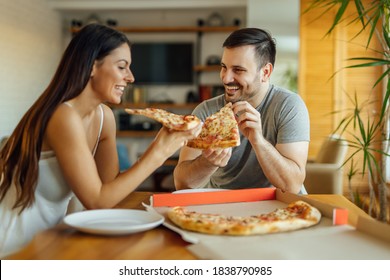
left=144, top=188, right=390, bottom=259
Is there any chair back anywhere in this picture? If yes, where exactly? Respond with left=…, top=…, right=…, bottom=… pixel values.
left=304, top=134, right=349, bottom=194
left=315, top=134, right=348, bottom=165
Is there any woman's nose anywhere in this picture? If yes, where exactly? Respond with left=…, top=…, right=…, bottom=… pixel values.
left=126, top=70, right=135, bottom=83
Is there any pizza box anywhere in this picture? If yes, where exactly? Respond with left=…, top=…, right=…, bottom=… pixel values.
left=144, top=188, right=390, bottom=259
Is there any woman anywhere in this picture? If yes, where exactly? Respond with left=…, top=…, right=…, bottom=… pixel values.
left=0, top=23, right=201, bottom=257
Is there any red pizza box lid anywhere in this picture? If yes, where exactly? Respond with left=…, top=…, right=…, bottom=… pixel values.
left=152, top=188, right=276, bottom=207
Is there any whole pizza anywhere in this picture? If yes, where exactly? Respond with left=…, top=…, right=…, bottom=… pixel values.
left=167, top=200, right=322, bottom=235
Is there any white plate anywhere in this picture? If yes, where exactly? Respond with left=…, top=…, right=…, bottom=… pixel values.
left=63, top=209, right=164, bottom=235
left=173, top=188, right=229, bottom=194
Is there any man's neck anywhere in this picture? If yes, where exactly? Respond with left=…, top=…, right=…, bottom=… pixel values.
left=248, top=83, right=271, bottom=108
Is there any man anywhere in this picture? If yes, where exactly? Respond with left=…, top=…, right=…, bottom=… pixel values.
left=173, top=28, right=310, bottom=194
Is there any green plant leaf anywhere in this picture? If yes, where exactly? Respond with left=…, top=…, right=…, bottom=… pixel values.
left=326, top=0, right=350, bottom=36
left=379, top=80, right=390, bottom=121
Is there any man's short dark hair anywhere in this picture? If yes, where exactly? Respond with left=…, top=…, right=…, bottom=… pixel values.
left=223, top=28, right=276, bottom=69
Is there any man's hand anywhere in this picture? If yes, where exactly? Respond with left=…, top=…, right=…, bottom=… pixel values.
left=201, top=147, right=232, bottom=167
left=232, top=101, right=263, bottom=144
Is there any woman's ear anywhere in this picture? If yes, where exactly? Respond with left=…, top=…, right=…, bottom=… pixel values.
left=90, top=61, right=97, bottom=78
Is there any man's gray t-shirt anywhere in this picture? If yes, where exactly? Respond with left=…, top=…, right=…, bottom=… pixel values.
left=192, top=84, right=310, bottom=189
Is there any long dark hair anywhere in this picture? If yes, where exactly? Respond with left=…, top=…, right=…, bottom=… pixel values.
left=0, top=24, right=131, bottom=212
left=223, top=27, right=276, bottom=69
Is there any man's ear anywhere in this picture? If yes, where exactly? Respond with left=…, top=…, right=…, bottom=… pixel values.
left=261, top=63, right=273, bottom=82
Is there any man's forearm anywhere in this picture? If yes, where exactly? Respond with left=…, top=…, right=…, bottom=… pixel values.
left=174, top=156, right=219, bottom=190
left=252, top=139, right=305, bottom=193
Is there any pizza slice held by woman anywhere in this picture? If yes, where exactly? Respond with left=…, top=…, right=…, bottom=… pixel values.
left=125, top=107, right=201, bottom=131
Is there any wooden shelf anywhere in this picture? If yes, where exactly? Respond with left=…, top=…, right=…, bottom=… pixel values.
left=194, top=65, right=221, bottom=72
left=71, top=26, right=239, bottom=34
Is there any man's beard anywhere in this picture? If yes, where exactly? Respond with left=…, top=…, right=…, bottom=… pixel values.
left=224, top=90, right=257, bottom=104
left=225, top=94, right=242, bottom=104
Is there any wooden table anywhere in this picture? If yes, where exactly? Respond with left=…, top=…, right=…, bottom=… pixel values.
left=5, top=192, right=371, bottom=260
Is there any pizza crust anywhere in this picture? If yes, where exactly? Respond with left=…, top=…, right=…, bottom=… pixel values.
left=167, top=200, right=322, bottom=236
left=186, top=138, right=240, bottom=149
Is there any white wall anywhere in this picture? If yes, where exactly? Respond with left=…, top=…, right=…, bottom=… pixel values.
left=0, top=0, right=63, bottom=139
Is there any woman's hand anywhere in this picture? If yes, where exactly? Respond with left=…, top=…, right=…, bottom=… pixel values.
left=152, top=123, right=202, bottom=161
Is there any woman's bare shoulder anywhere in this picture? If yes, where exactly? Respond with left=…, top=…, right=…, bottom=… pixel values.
left=50, top=103, right=82, bottom=128
left=43, top=104, right=85, bottom=151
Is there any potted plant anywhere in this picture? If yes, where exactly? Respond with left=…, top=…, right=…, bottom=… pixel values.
left=304, top=0, right=390, bottom=222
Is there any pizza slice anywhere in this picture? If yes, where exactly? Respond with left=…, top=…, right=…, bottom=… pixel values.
left=186, top=102, right=240, bottom=149
left=125, top=108, right=201, bottom=131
